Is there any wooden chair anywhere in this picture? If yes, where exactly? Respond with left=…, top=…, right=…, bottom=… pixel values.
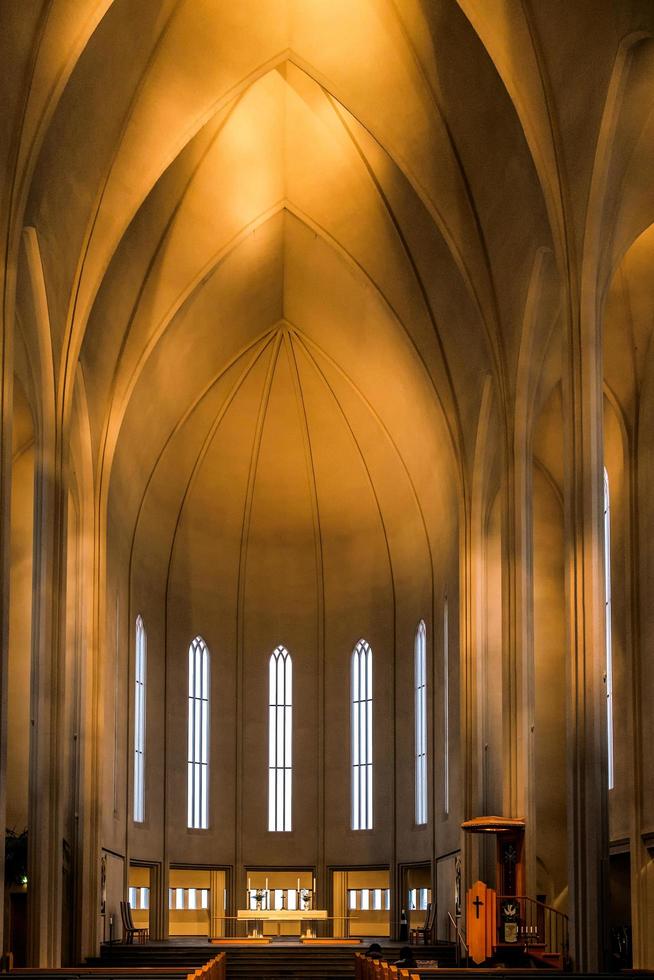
left=409, top=901, right=435, bottom=944
left=120, top=901, right=149, bottom=944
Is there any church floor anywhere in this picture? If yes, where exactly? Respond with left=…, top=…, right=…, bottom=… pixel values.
left=88, top=940, right=651, bottom=976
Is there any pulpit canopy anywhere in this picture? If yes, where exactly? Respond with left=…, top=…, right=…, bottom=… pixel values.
left=461, top=816, right=525, bottom=834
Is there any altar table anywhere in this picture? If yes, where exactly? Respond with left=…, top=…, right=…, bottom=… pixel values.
left=236, top=909, right=328, bottom=937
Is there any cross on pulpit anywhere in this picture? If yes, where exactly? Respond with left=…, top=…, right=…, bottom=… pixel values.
left=466, top=881, right=497, bottom=965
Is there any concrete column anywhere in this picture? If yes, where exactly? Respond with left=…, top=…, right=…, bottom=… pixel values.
left=0, top=5, right=37, bottom=957
left=463, top=378, right=497, bottom=901
left=501, top=415, right=536, bottom=894
left=562, top=296, right=609, bottom=970
left=28, top=436, right=68, bottom=966
left=500, top=251, right=554, bottom=900
left=0, top=265, right=15, bottom=959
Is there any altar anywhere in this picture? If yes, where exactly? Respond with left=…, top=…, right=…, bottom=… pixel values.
left=237, top=908, right=328, bottom=938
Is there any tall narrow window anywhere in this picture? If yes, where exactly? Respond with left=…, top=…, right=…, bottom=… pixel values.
left=443, top=596, right=449, bottom=815
left=604, top=469, right=614, bottom=790
left=415, top=620, right=427, bottom=825
left=351, top=639, right=373, bottom=830
left=188, top=636, right=210, bottom=829
left=134, top=615, right=146, bottom=823
left=268, top=645, right=292, bottom=831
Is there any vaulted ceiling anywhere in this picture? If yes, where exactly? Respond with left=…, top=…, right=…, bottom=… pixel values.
left=4, top=0, right=654, bottom=582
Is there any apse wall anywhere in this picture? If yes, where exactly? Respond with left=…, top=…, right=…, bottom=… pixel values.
left=117, top=368, right=460, bottom=878
left=101, top=324, right=462, bottom=924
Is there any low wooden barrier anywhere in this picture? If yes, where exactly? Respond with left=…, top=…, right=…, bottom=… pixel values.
left=10, top=970, right=193, bottom=976
left=7, top=959, right=225, bottom=980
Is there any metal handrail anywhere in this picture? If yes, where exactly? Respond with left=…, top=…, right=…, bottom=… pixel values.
left=447, top=911, right=468, bottom=966
left=496, top=894, right=569, bottom=959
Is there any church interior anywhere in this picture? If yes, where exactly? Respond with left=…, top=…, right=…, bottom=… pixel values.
left=2, top=0, right=654, bottom=975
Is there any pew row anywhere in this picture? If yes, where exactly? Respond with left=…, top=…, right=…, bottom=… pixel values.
left=7, top=953, right=226, bottom=980
left=354, top=953, right=419, bottom=980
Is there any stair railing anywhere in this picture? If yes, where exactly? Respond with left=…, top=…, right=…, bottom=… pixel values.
left=447, top=911, right=468, bottom=966
left=496, top=895, right=568, bottom=961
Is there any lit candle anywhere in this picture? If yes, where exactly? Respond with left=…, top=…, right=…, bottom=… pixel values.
left=248, top=877, right=251, bottom=891
left=297, top=877, right=301, bottom=891
left=313, top=877, right=316, bottom=892
left=265, top=877, right=268, bottom=890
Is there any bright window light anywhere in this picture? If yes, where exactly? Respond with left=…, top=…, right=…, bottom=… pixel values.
left=415, top=620, right=427, bottom=824
left=352, top=639, right=373, bottom=830
left=269, top=646, right=292, bottom=831
left=188, top=637, right=210, bottom=829
left=134, top=616, right=146, bottom=823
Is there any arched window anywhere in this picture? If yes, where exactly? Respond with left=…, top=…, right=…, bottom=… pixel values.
left=268, top=646, right=292, bottom=831
left=604, top=469, right=614, bottom=790
left=415, top=621, right=427, bottom=825
left=351, top=639, right=373, bottom=830
left=188, top=636, right=210, bottom=829
left=134, top=615, right=146, bottom=823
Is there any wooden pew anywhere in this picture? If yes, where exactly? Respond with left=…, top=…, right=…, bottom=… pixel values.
left=186, top=954, right=225, bottom=980
left=8, top=953, right=226, bottom=980
left=354, top=952, right=419, bottom=980
left=11, top=969, right=193, bottom=975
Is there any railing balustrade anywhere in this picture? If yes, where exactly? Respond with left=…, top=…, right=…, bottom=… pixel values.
left=496, top=895, right=568, bottom=962
left=446, top=911, right=468, bottom=966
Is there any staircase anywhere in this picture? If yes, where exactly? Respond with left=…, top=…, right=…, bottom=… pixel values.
left=494, top=894, right=569, bottom=971
left=95, top=941, right=459, bottom=980
left=97, top=943, right=354, bottom=980
left=96, top=944, right=215, bottom=968
left=220, top=945, right=354, bottom=980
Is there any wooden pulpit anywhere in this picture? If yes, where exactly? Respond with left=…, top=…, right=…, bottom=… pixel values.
left=465, top=880, right=496, bottom=965
left=461, top=815, right=526, bottom=957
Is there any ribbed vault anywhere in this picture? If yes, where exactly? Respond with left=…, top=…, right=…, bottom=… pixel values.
left=118, top=206, right=454, bottom=617
left=7, top=0, right=654, bottom=966
left=21, top=0, right=562, bottom=495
